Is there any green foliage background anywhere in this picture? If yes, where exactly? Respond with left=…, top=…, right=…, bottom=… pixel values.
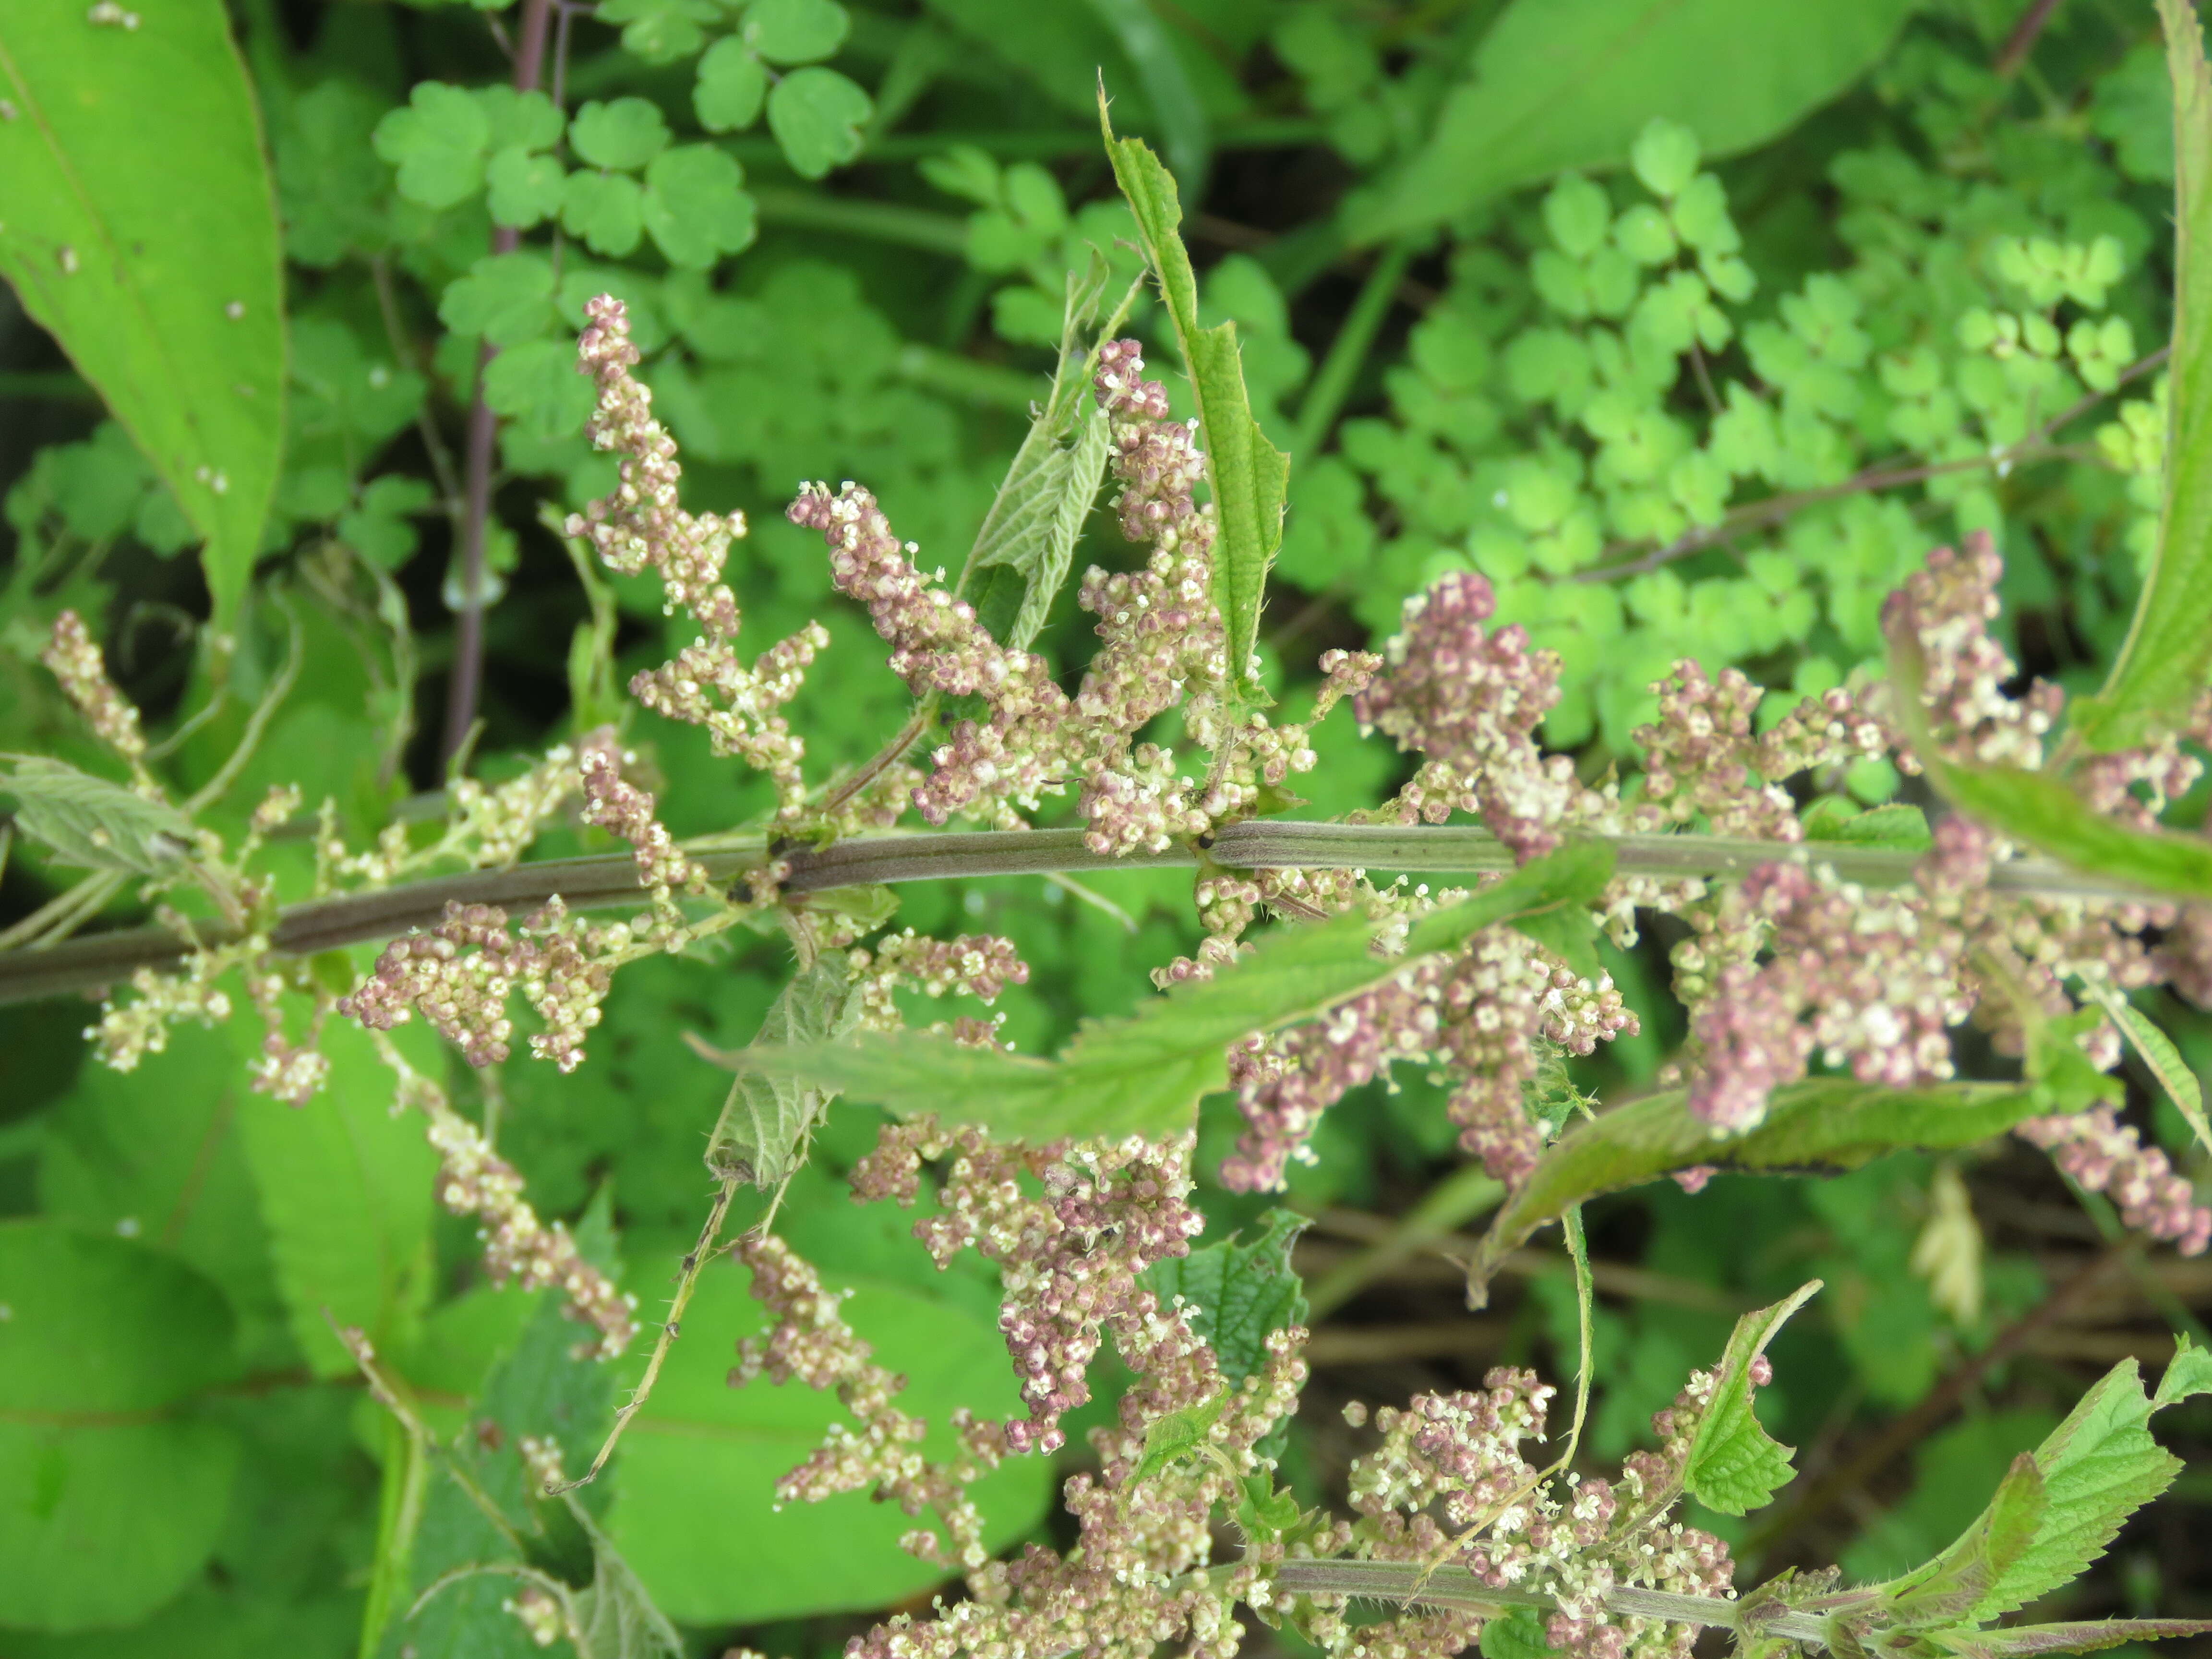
left=0, top=0, right=2209, bottom=1653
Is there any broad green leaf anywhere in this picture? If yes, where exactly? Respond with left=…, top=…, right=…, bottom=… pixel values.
left=739, top=842, right=1614, bottom=1139
left=0, top=1221, right=241, bottom=1631
left=0, top=0, right=286, bottom=625
left=235, top=1014, right=438, bottom=1377
left=1971, top=1359, right=2200, bottom=1620
left=704, top=957, right=858, bottom=1189
left=1103, top=111, right=1286, bottom=704
left=1927, top=762, right=2212, bottom=899
left=1878, top=1453, right=2050, bottom=1624
left=36, top=1020, right=293, bottom=1368
left=1, top=757, right=192, bottom=876
left=1463, top=1079, right=2046, bottom=1305
left=962, top=262, right=1114, bottom=649
left=766, top=66, right=872, bottom=180
left=2073, top=0, right=2212, bottom=752
left=1481, top=1607, right=1566, bottom=1659
left=1682, top=1281, right=1819, bottom=1515
left=1344, top=0, right=1916, bottom=243
left=1132, top=1390, right=1229, bottom=1485
left=1145, top=1209, right=1308, bottom=1387
left=2074, top=977, right=2212, bottom=1159
left=610, top=1248, right=1052, bottom=1623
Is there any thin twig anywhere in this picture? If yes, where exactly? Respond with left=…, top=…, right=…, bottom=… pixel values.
left=1995, top=0, right=2066, bottom=77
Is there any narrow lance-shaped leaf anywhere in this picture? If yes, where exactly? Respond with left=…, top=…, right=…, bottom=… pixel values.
left=2073, top=975, right=2212, bottom=1160
left=961, top=258, right=1117, bottom=650
left=733, top=841, right=1615, bottom=1140
left=1101, top=102, right=1286, bottom=704
left=1462, top=1078, right=2048, bottom=1307
left=1681, top=1280, right=1820, bottom=1516
left=2074, top=0, right=2212, bottom=752
left=0, top=0, right=286, bottom=626
left=1936, top=1619, right=2212, bottom=1659
left=704, top=956, right=858, bottom=1190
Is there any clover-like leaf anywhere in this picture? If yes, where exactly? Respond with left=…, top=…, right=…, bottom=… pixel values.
left=487, top=145, right=568, bottom=229
left=483, top=338, right=598, bottom=440
left=570, top=96, right=673, bottom=172
left=372, top=82, right=491, bottom=209
left=696, top=36, right=769, bottom=132
left=643, top=145, right=758, bottom=269
left=745, top=0, right=850, bottom=65
left=562, top=169, right=647, bottom=257
left=766, top=66, right=873, bottom=179
left=438, top=252, right=558, bottom=348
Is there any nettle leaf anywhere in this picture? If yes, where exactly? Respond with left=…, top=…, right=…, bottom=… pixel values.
left=704, top=957, right=859, bottom=1189
left=1966, top=1353, right=2211, bottom=1621
left=1481, top=1606, right=1567, bottom=1659
left=745, top=0, right=851, bottom=66
left=1103, top=109, right=1286, bottom=704
left=643, top=145, right=758, bottom=270
left=0, top=0, right=286, bottom=625
left=438, top=252, right=558, bottom=348
left=1880, top=1453, right=2051, bottom=1625
left=742, top=842, right=1614, bottom=1139
left=1463, top=1078, right=2047, bottom=1305
left=569, top=96, right=673, bottom=172
left=767, top=66, right=873, bottom=179
left=963, top=264, right=1114, bottom=649
left=1682, top=1281, right=1819, bottom=1515
left=2, top=756, right=194, bottom=875
left=1824, top=803, right=1934, bottom=850
left=1938, top=1619, right=2212, bottom=1659
left=1146, top=1210, right=1308, bottom=1387
left=2153, top=1334, right=2212, bottom=1407
left=2074, top=0, right=2212, bottom=752
left=2074, top=977, right=2212, bottom=1158
left=0, top=1220, right=242, bottom=1631
left=1346, top=0, right=1916, bottom=243
left=695, top=36, right=769, bottom=132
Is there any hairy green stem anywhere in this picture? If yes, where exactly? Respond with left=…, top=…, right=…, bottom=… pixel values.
left=1270, top=1559, right=1830, bottom=1646
left=0, top=820, right=2160, bottom=1006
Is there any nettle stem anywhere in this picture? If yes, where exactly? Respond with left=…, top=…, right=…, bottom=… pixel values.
left=1271, top=1560, right=1831, bottom=1647
left=0, top=820, right=2155, bottom=1007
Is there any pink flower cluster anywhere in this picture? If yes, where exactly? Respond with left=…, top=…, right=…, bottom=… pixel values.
left=566, top=296, right=823, bottom=814
left=2016, top=1106, right=2211, bottom=1254
left=338, top=897, right=636, bottom=1073
left=1878, top=532, right=2062, bottom=769
left=577, top=734, right=709, bottom=899
left=41, top=609, right=146, bottom=763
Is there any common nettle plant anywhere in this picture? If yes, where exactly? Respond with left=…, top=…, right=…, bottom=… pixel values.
left=7, top=0, right=2212, bottom=1656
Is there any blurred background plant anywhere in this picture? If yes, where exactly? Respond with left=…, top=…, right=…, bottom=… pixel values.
left=0, top=0, right=2209, bottom=1655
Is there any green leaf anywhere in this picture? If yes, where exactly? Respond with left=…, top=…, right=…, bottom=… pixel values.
left=0, top=0, right=286, bottom=626
left=483, top=337, right=598, bottom=439
left=596, top=0, right=722, bottom=62
left=0, top=1220, right=241, bottom=1631
left=695, top=36, right=768, bottom=132
left=235, top=1015, right=438, bottom=1377
left=1102, top=113, right=1287, bottom=703
left=373, top=81, right=491, bottom=208
left=1345, top=0, right=1915, bottom=244
left=745, top=0, right=850, bottom=66
left=438, top=253, right=557, bottom=348
left=486, top=145, right=568, bottom=230
left=2, top=757, right=193, bottom=876
left=1463, top=1078, right=2048, bottom=1305
left=2073, top=978, right=2212, bottom=1159
left=569, top=96, right=672, bottom=172
left=962, top=264, right=1113, bottom=649
left=1937, top=1620, right=2212, bottom=1658
left=766, top=66, right=873, bottom=179
left=642, top=144, right=758, bottom=270
left=2073, top=0, right=2212, bottom=752
left=1682, top=1281, right=1818, bottom=1515
left=36, top=1020, right=293, bottom=1369
left=1827, top=803, right=1933, bottom=850
left=1131, top=1391, right=1228, bottom=1485
left=611, top=1248, right=1052, bottom=1622
left=2153, top=1334, right=2212, bottom=1408
left=1877, top=1452, right=2051, bottom=1624
left=739, top=842, right=1615, bottom=1139
left=1145, top=1210, right=1308, bottom=1387
left=1481, top=1607, right=1566, bottom=1659
left=1972, top=1360, right=2191, bottom=1620
left=705, top=958, right=858, bottom=1189
left=1932, top=763, right=2212, bottom=899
